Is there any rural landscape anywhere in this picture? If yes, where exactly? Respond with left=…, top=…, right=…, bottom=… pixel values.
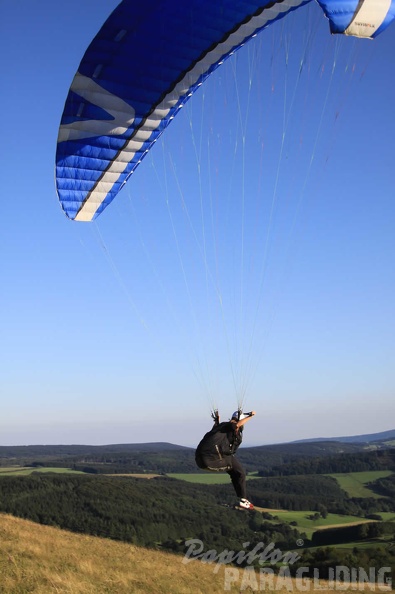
left=0, top=430, right=394, bottom=592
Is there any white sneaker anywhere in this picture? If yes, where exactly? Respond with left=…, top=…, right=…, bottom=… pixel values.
left=239, top=498, right=254, bottom=510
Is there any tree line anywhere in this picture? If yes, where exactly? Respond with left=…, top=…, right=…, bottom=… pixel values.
left=8, top=444, right=393, bottom=477
left=256, top=449, right=395, bottom=477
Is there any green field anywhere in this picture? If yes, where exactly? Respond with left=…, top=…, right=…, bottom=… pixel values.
left=327, top=471, right=393, bottom=498
left=268, top=510, right=374, bottom=539
left=0, top=467, right=85, bottom=476
left=167, top=472, right=262, bottom=484
left=378, top=512, right=395, bottom=521
left=167, top=472, right=232, bottom=484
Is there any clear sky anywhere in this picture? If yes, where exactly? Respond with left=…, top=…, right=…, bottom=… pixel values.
left=1, top=1, right=394, bottom=447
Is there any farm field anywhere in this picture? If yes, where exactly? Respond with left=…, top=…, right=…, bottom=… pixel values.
left=379, top=512, right=395, bottom=521
left=327, top=471, right=393, bottom=498
left=167, top=472, right=261, bottom=484
left=167, top=472, right=231, bottom=484
left=266, top=510, right=375, bottom=539
left=0, top=466, right=85, bottom=476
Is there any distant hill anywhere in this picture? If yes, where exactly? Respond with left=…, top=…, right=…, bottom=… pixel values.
left=2, top=429, right=394, bottom=457
left=0, top=430, right=393, bottom=475
left=0, top=441, right=191, bottom=458
left=291, top=429, right=395, bottom=445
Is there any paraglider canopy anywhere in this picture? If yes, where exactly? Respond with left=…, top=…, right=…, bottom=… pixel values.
left=55, top=0, right=395, bottom=222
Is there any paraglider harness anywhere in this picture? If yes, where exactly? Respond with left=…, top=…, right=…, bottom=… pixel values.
left=195, top=409, right=253, bottom=468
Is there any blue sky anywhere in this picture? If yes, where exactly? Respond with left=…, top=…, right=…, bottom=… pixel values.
left=1, top=1, right=394, bottom=447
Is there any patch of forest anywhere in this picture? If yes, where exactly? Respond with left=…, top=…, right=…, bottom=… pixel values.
left=0, top=473, right=394, bottom=581
left=258, top=448, right=395, bottom=477
left=291, top=544, right=394, bottom=582
left=0, top=474, right=299, bottom=551
left=239, top=441, right=368, bottom=471
left=369, top=473, right=395, bottom=498
left=0, top=473, right=393, bottom=541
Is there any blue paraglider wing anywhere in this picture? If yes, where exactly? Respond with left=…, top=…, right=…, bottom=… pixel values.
left=55, top=0, right=395, bottom=221
left=316, top=0, right=395, bottom=38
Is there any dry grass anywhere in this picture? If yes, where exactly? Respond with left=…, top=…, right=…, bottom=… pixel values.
left=0, top=513, right=392, bottom=593
left=0, top=513, right=243, bottom=593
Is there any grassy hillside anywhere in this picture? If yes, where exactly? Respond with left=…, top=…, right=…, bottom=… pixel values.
left=0, top=513, right=238, bottom=593
left=3, top=514, right=389, bottom=594
left=0, top=513, right=354, bottom=594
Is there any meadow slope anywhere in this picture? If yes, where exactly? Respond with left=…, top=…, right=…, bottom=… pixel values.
left=0, top=513, right=374, bottom=594
left=0, top=513, right=237, bottom=594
